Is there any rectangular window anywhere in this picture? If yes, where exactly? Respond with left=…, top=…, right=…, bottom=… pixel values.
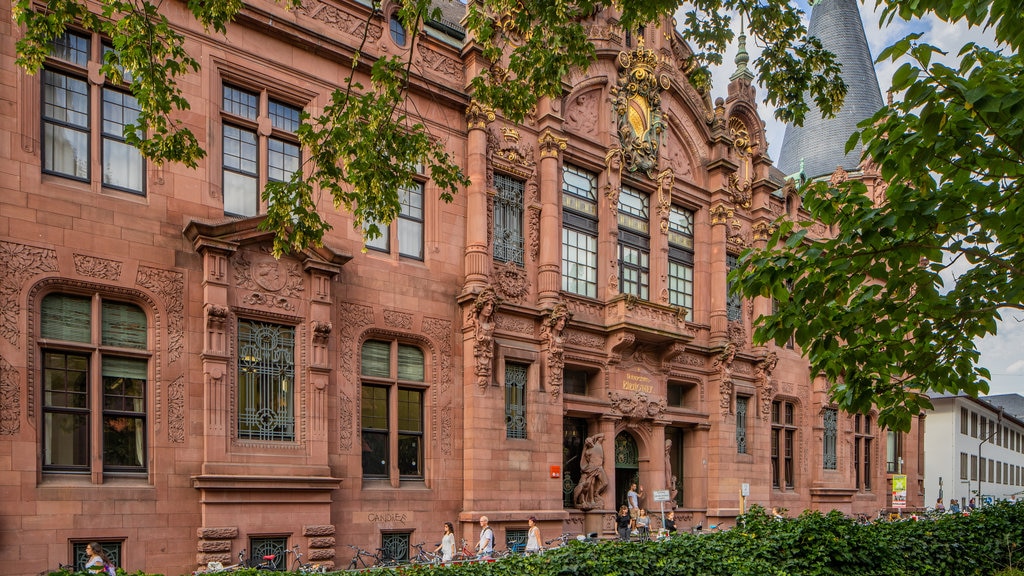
left=41, top=293, right=149, bottom=475
left=961, top=407, right=969, bottom=435
left=249, top=536, right=287, bottom=570
left=960, top=453, right=968, bottom=480
left=563, top=369, right=588, bottom=396
left=43, top=32, right=145, bottom=192
left=222, top=84, right=302, bottom=216
left=854, top=414, right=873, bottom=491
left=971, top=454, right=978, bottom=481
left=398, top=183, right=425, bottom=259
left=72, top=541, right=122, bottom=572
left=668, top=207, right=695, bottom=320
left=736, top=396, right=748, bottom=454
left=618, top=187, right=650, bottom=300
left=237, top=320, right=295, bottom=441
left=494, top=173, right=525, bottom=265
left=361, top=340, right=426, bottom=481
left=823, top=408, right=837, bottom=470
left=971, top=412, right=978, bottom=437
left=771, top=400, right=796, bottom=490
left=505, top=362, right=528, bottom=439
left=887, top=430, right=903, bottom=474
left=381, top=533, right=411, bottom=564
left=562, top=165, right=599, bottom=298
left=726, top=254, right=743, bottom=322
left=505, top=529, right=528, bottom=554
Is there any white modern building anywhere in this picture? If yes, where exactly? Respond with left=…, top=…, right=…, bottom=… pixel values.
left=924, top=394, right=1024, bottom=509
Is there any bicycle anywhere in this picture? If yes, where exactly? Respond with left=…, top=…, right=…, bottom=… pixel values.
left=409, top=542, right=441, bottom=566
left=452, top=539, right=475, bottom=563
left=346, top=544, right=400, bottom=570
left=286, top=545, right=326, bottom=573
left=544, top=533, right=572, bottom=549
left=38, top=562, right=75, bottom=575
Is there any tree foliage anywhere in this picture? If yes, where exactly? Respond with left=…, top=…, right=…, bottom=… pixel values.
left=735, top=1, right=1024, bottom=430
left=12, top=0, right=844, bottom=256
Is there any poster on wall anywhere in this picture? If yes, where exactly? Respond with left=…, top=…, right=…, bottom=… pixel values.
left=892, top=474, right=907, bottom=509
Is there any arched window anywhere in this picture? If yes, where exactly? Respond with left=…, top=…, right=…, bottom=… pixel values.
left=40, top=293, right=149, bottom=475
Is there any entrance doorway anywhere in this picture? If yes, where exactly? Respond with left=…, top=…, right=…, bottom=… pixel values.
left=614, top=432, right=640, bottom=510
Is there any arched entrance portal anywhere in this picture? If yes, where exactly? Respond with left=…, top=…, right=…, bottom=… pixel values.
left=614, top=432, right=640, bottom=510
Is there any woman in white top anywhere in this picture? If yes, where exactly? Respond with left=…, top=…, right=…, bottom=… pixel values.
left=435, top=522, right=456, bottom=563
left=84, top=542, right=110, bottom=574
left=525, top=516, right=542, bottom=553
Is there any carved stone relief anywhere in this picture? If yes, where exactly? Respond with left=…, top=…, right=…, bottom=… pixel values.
left=0, top=241, right=58, bottom=346
left=73, top=254, right=122, bottom=280
left=713, top=343, right=737, bottom=416
left=338, top=302, right=375, bottom=450
left=233, top=249, right=305, bottom=313
left=137, top=266, right=185, bottom=363
left=565, top=91, right=600, bottom=136
left=294, top=0, right=383, bottom=43
left=492, top=260, right=531, bottom=303
left=0, top=355, right=19, bottom=435
left=167, top=374, right=185, bottom=443
left=423, top=316, right=454, bottom=456
left=416, top=44, right=464, bottom=84
left=608, top=390, right=667, bottom=424
left=383, top=310, right=413, bottom=330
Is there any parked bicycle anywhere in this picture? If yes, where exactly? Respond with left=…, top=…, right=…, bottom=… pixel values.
left=409, top=542, right=441, bottom=566
left=544, top=533, right=573, bottom=549
left=345, top=544, right=399, bottom=570
left=452, top=539, right=475, bottom=563
left=286, top=545, right=326, bottom=573
left=38, top=562, right=75, bottom=575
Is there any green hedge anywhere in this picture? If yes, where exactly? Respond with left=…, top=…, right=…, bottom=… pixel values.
left=51, top=502, right=1024, bottom=576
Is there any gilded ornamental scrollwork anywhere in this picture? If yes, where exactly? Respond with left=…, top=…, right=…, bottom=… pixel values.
left=611, top=38, right=669, bottom=179
left=466, top=101, right=496, bottom=130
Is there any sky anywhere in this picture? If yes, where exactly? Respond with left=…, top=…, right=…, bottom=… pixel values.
left=701, top=0, right=1023, bottom=398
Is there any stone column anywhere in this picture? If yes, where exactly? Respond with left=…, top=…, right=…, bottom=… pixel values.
left=537, top=128, right=567, bottom=307
left=708, top=204, right=731, bottom=347
left=464, top=101, right=495, bottom=293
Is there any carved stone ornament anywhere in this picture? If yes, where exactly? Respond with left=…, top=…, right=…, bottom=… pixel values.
left=538, top=129, right=568, bottom=159
left=709, top=204, right=733, bottom=226
left=611, top=38, right=670, bottom=179
left=470, top=287, right=501, bottom=389
left=492, top=260, right=531, bottom=303
left=755, top=351, right=779, bottom=422
left=830, top=165, right=849, bottom=188
left=608, top=390, right=667, bottom=424
left=0, top=241, right=58, bottom=346
left=712, top=342, right=737, bottom=416
left=466, top=101, right=496, bottom=130
left=541, top=303, right=572, bottom=399
left=752, top=220, right=776, bottom=241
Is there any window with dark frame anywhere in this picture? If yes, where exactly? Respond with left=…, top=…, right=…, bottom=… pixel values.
left=562, top=164, right=599, bottom=298
left=886, top=430, right=904, bottom=474
left=505, top=362, right=528, bottom=439
left=494, top=173, right=525, bottom=265
left=221, top=83, right=302, bottom=217
left=667, top=205, right=694, bottom=321
left=360, top=339, right=426, bottom=481
left=726, top=253, right=743, bottom=322
left=388, top=13, right=407, bottom=46
left=72, top=541, right=122, bottom=572
left=381, top=532, right=411, bottom=564
left=42, top=31, right=145, bottom=194
left=823, top=408, right=838, bottom=470
left=41, top=293, right=149, bottom=475
left=771, top=400, right=796, bottom=490
left=365, top=182, right=425, bottom=259
left=736, top=396, right=749, bottom=454
left=854, top=414, right=873, bottom=491
left=617, top=186, right=650, bottom=300
left=249, top=536, right=287, bottom=570
left=563, top=368, right=589, bottom=396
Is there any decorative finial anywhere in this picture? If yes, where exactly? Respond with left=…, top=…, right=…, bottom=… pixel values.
left=730, top=14, right=754, bottom=82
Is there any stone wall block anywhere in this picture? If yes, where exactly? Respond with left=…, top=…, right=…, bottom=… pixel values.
left=308, top=536, right=335, bottom=548
left=303, top=525, right=336, bottom=537
left=196, top=552, right=232, bottom=565
left=307, top=549, right=335, bottom=562
left=197, top=540, right=232, bottom=552
left=197, top=527, right=239, bottom=539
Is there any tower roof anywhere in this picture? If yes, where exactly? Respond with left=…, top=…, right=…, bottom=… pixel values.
left=776, top=0, right=884, bottom=179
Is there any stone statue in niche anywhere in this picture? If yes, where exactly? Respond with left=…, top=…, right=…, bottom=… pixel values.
left=471, top=287, right=501, bottom=389
left=542, top=303, right=572, bottom=397
left=573, top=433, right=608, bottom=510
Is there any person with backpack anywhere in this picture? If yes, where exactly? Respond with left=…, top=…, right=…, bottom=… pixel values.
left=476, top=516, right=494, bottom=559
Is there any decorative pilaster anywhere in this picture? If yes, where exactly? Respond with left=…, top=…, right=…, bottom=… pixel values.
left=537, top=129, right=567, bottom=305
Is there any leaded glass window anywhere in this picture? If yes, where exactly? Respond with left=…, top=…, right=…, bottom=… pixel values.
left=736, top=396, right=749, bottom=454
left=494, top=173, right=525, bottom=265
left=668, top=206, right=694, bottom=320
left=237, top=320, right=295, bottom=442
left=505, top=362, right=528, bottom=439
left=823, top=408, right=838, bottom=470
left=726, top=254, right=743, bottom=322
left=772, top=400, right=796, bottom=489
left=381, top=533, right=410, bottom=563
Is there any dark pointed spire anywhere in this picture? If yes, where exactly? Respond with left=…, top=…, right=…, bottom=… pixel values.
left=776, top=0, right=884, bottom=179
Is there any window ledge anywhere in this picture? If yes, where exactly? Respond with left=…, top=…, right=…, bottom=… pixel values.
left=361, top=479, right=429, bottom=491
left=38, top=474, right=155, bottom=500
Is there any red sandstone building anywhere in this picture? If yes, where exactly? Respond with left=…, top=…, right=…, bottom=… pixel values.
left=0, top=0, right=923, bottom=574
